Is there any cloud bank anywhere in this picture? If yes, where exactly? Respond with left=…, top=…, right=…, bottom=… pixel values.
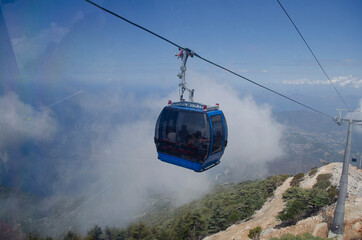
left=283, top=75, right=362, bottom=88
left=46, top=73, right=286, bottom=233
left=0, top=76, right=285, bottom=236
left=0, top=92, right=57, bottom=184
left=188, top=73, right=285, bottom=179
left=346, top=98, right=362, bottom=134
left=0, top=92, right=57, bottom=149
left=11, top=11, right=84, bottom=68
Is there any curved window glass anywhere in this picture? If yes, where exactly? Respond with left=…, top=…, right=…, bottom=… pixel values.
left=224, top=113, right=228, bottom=147
left=155, top=107, right=210, bottom=163
left=211, top=114, right=224, bottom=154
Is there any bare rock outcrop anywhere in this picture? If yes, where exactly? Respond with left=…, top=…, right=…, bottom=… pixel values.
left=204, top=163, right=362, bottom=240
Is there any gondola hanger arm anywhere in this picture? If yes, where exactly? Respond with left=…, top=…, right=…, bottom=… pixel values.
left=177, top=48, right=195, bottom=102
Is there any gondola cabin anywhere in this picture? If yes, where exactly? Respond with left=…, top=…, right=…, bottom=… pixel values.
left=155, top=101, right=228, bottom=172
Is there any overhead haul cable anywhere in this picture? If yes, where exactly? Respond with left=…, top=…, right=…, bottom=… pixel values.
left=276, top=0, right=349, bottom=109
left=85, top=0, right=333, bottom=119
left=193, top=53, right=332, bottom=118
left=85, top=0, right=183, bottom=50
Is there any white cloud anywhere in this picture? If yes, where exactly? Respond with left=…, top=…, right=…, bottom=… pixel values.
left=189, top=73, right=285, bottom=173
left=345, top=98, right=362, bottom=133
left=43, top=74, right=285, bottom=231
left=12, top=23, right=70, bottom=67
left=0, top=92, right=57, bottom=167
left=283, top=75, right=362, bottom=88
left=70, top=11, right=84, bottom=25
left=343, top=59, right=357, bottom=64
left=0, top=92, right=57, bottom=146
left=50, top=90, right=213, bottom=231
left=146, top=73, right=285, bottom=173
left=11, top=11, right=84, bottom=68
left=358, top=99, right=362, bottom=133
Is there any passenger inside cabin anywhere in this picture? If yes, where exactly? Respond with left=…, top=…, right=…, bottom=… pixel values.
left=178, top=124, right=189, bottom=144
left=167, top=129, right=176, bottom=142
left=191, top=131, right=202, bottom=148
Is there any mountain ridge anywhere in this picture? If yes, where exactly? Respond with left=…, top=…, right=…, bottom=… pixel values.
left=204, top=163, right=362, bottom=240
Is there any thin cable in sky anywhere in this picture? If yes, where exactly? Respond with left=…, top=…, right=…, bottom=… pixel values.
left=276, top=0, right=349, bottom=109
left=85, top=0, right=333, bottom=119
left=47, top=90, right=84, bottom=108
left=194, top=53, right=333, bottom=119
left=85, top=0, right=183, bottom=49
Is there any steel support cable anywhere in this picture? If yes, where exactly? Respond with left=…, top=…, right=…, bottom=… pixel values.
left=276, top=0, right=349, bottom=109
left=85, top=0, right=333, bottom=119
left=85, top=0, right=183, bottom=50
left=194, top=53, right=333, bottom=119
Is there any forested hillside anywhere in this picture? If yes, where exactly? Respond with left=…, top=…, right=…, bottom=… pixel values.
left=3, top=164, right=361, bottom=240
left=94, top=174, right=289, bottom=240
left=5, top=174, right=288, bottom=240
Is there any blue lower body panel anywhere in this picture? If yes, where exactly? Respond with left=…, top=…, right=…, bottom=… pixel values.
left=158, top=151, right=222, bottom=172
left=158, top=152, right=203, bottom=171
left=202, top=151, right=222, bottom=170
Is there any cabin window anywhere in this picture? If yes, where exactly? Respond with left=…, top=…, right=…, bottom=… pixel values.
left=211, top=114, right=224, bottom=154
left=155, top=107, right=210, bottom=163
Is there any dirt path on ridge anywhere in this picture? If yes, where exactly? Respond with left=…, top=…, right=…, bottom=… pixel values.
left=204, top=177, right=292, bottom=240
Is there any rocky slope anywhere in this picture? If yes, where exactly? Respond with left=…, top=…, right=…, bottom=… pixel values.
left=204, top=163, right=362, bottom=240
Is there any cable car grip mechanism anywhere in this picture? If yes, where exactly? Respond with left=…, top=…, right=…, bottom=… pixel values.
left=176, top=48, right=195, bottom=102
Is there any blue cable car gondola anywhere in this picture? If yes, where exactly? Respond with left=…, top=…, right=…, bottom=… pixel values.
left=154, top=48, right=228, bottom=172
left=155, top=101, right=227, bottom=172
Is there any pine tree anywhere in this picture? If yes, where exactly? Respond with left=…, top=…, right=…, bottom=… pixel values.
left=63, top=231, right=81, bottom=240
left=172, top=211, right=206, bottom=240
left=86, top=225, right=103, bottom=240
left=208, top=205, right=227, bottom=233
left=187, top=211, right=206, bottom=240
left=248, top=226, right=262, bottom=240
left=128, top=223, right=153, bottom=240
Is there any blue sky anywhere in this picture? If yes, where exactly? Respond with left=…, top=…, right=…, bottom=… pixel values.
left=1, top=0, right=362, bottom=232
left=1, top=0, right=361, bottom=190
left=2, top=0, right=361, bottom=112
